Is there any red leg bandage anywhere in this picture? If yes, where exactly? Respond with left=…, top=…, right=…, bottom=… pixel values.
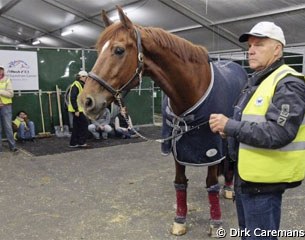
left=176, top=189, right=187, bottom=217
left=225, top=181, right=233, bottom=187
left=208, top=192, right=221, bottom=220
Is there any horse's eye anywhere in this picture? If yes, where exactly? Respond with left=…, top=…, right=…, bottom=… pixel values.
left=114, top=47, right=125, bottom=56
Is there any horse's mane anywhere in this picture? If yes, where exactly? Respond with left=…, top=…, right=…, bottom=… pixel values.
left=141, top=26, right=209, bottom=64
left=96, top=23, right=209, bottom=64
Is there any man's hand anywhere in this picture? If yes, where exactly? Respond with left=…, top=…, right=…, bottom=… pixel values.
left=75, top=112, right=80, bottom=117
left=209, top=114, right=229, bottom=138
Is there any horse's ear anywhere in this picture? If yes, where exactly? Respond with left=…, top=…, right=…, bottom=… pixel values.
left=102, top=10, right=113, bottom=27
left=116, top=5, right=133, bottom=29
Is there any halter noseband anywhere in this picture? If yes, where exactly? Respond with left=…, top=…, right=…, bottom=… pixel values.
left=88, top=28, right=144, bottom=99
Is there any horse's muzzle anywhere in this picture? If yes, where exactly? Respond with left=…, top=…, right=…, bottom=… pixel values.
left=81, top=94, right=107, bottom=120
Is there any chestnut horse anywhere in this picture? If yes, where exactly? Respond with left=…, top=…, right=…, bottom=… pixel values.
left=79, top=6, right=247, bottom=237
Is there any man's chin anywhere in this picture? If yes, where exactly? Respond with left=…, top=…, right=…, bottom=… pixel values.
left=248, top=61, right=259, bottom=70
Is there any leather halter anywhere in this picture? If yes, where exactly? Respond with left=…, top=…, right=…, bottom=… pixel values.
left=88, top=28, right=144, bottom=99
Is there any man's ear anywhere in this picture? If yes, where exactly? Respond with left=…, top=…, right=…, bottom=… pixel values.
left=274, top=43, right=283, bottom=58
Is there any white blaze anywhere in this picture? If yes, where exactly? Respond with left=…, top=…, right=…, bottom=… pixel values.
left=101, top=40, right=110, bottom=53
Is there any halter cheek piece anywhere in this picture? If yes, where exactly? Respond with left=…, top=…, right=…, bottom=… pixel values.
left=88, top=28, right=144, bottom=100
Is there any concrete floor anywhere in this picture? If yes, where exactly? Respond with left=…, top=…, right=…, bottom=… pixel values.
left=0, top=141, right=304, bottom=240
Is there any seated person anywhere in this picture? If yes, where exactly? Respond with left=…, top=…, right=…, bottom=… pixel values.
left=12, top=110, right=36, bottom=142
left=114, top=107, right=138, bottom=139
left=88, top=107, right=113, bottom=139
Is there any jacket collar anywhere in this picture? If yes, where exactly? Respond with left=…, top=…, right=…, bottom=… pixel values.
left=250, top=58, right=285, bottom=86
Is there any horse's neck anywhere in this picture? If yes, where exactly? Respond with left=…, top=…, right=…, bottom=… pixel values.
left=141, top=31, right=211, bottom=115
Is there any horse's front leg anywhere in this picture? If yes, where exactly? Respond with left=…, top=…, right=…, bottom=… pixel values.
left=171, top=160, right=188, bottom=236
left=207, top=164, right=223, bottom=237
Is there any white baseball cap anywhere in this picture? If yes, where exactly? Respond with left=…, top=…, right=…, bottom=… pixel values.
left=78, top=70, right=88, bottom=77
left=239, top=21, right=286, bottom=46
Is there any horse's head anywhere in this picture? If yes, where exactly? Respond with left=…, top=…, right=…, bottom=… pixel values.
left=79, top=6, right=143, bottom=120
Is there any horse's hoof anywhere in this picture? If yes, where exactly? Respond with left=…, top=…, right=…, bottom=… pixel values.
left=222, top=186, right=234, bottom=199
left=171, top=222, right=187, bottom=236
left=208, top=224, right=223, bottom=238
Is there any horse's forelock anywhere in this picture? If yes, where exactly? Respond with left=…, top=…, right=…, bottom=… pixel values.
left=96, top=23, right=135, bottom=51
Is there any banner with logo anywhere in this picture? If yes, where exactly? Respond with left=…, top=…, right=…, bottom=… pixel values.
left=0, top=50, right=39, bottom=90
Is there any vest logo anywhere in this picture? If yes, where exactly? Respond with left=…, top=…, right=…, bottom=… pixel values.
left=255, top=96, right=264, bottom=106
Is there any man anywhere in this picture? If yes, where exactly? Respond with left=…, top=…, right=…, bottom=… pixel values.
left=88, top=107, right=113, bottom=140
left=68, top=70, right=89, bottom=148
left=12, top=110, right=36, bottom=142
left=209, top=22, right=305, bottom=239
left=0, top=66, right=17, bottom=152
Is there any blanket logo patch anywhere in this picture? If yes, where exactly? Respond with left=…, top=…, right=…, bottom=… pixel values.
left=206, top=148, right=218, bottom=157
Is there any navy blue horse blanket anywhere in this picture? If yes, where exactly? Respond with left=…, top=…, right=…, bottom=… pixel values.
left=161, top=61, right=247, bottom=166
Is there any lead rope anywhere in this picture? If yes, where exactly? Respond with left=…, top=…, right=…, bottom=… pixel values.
left=138, top=71, right=143, bottom=95
left=115, top=94, right=150, bottom=141
left=115, top=94, right=209, bottom=143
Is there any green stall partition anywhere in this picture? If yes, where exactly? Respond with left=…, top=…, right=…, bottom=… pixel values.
left=84, top=50, right=98, bottom=71
left=125, top=77, right=154, bottom=126
left=38, top=48, right=82, bottom=90
left=153, top=87, right=162, bottom=114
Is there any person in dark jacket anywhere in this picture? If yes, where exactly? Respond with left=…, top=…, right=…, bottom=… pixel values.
left=68, top=70, right=89, bottom=148
left=209, top=22, right=305, bottom=239
left=114, top=107, right=137, bottom=139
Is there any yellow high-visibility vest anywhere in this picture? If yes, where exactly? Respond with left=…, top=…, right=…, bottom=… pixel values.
left=12, top=117, right=26, bottom=140
left=0, top=78, right=13, bottom=104
left=67, top=81, right=84, bottom=112
left=239, top=64, right=305, bottom=183
left=12, top=117, right=26, bottom=128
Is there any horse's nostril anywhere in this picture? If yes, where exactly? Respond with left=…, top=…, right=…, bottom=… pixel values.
left=85, top=97, right=94, bottom=109
left=101, top=101, right=107, bottom=109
